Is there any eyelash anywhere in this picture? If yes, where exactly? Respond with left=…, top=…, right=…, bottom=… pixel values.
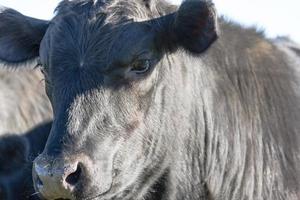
left=36, top=58, right=153, bottom=83
left=35, top=60, right=52, bottom=86
left=130, top=59, right=152, bottom=74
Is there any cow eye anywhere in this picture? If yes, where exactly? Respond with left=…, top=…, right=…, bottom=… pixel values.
left=130, top=59, right=151, bottom=74
left=39, top=65, right=49, bottom=79
left=40, top=67, right=46, bottom=75
left=36, top=59, right=46, bottom=75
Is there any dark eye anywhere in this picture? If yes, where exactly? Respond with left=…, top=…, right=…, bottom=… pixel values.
left=40, top=67, right=46, bottom=75
left=130, top=59, right=151, bottom=74
left=36, top=59, right=46, bottom=75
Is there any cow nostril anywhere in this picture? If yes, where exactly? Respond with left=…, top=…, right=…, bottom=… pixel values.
left=36, top=174, right=44, bottom=188
left=65, top=164, right=82, bottom=186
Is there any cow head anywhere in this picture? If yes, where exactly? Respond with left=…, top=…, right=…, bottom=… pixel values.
left=0, top=0, right=218, bottom=199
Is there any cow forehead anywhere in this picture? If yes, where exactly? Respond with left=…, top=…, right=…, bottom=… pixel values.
left=43, top=19, right=152, bottom=76
left=54, top=0, right=151, bottom=22
left=42, top=1, right=154, bottom=69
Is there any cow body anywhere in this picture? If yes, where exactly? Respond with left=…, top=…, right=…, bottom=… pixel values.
left=0, top=0, right=299, bottom=200
left=0, top=67, right=52, bottom=134
left=0, top=122, right=52, bottom=200
left=184, top=21, right=300, bottom=199
left=0, top=65, right=52, bottom=199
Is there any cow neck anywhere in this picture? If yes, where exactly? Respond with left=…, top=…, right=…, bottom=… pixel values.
left=144, top=168, right=169, bottom=200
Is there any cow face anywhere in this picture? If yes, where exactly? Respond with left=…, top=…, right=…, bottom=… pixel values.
left=0, top=0, right=217, bottom=199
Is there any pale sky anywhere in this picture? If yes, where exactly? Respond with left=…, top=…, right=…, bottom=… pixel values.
left=0, top=0, right=299, bottom=43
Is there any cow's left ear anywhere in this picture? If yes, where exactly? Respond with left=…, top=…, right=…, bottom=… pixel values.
left=0, top=8, right=49, bottom=65
left=157, top=0, right=218, bottom=54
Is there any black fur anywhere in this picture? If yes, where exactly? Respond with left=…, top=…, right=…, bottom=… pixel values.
left=0, top=9, right=48, bottom=63
left=0, top=122, right=52, bottom=200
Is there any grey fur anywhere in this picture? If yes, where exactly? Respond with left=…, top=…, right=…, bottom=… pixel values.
left=0, top=66, right=52, bottom=134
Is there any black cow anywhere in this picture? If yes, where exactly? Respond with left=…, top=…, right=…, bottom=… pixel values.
left=0, top=122, right=52, bottom=200
left=0, top=0, right=299, bottom=200
left=0, top=56, right=52, bottom=199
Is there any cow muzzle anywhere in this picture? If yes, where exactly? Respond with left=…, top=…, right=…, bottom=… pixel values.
left=32, top=154, right=92, bottom=200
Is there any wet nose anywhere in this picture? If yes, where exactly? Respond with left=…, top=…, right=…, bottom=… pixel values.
left=33, top=156, right=84, bottom=199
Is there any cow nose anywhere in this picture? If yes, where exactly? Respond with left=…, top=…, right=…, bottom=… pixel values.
left=33, top=156, right=84, bottom=199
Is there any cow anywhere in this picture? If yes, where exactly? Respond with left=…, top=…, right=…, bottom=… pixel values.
left=0, top=57, right=52, bottom=199
left=0, top=59, right=52, bottom=199
left=0, top=121, right=52, bottom=200
left=0, top=68, right=52, bottom=135
left=0, top=0, right=299, bottom=200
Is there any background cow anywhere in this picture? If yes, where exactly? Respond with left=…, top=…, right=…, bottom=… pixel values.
left=0, top=58, right=52, bottom=198
left=0, top=67, right=52, bottom=135
left=0, top=122, right=52, bottom=200
left=0, top=0, right=299, bottom=200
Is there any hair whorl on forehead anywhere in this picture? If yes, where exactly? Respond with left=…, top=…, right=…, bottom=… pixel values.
left=54, top=0, right=176, bottom=20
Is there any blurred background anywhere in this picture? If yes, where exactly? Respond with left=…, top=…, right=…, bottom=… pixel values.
left=0, top=0, right=299, bottom=43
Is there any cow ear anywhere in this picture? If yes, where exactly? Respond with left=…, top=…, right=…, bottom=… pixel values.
left=0, top=134, right=30, bottom=175
left=157, top=0, right=218, bottom=54
left=0, top=8, right=49, bottom=65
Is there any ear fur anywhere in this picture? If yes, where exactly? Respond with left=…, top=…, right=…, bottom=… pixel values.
left=155, top=0, right=218, bottom=54
left=0, top=8, right=49, bottom=65
left=174, top=0, right=218, bottom=53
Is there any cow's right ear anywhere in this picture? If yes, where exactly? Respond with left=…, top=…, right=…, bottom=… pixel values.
left=0, top=8, right=49, bottom=65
